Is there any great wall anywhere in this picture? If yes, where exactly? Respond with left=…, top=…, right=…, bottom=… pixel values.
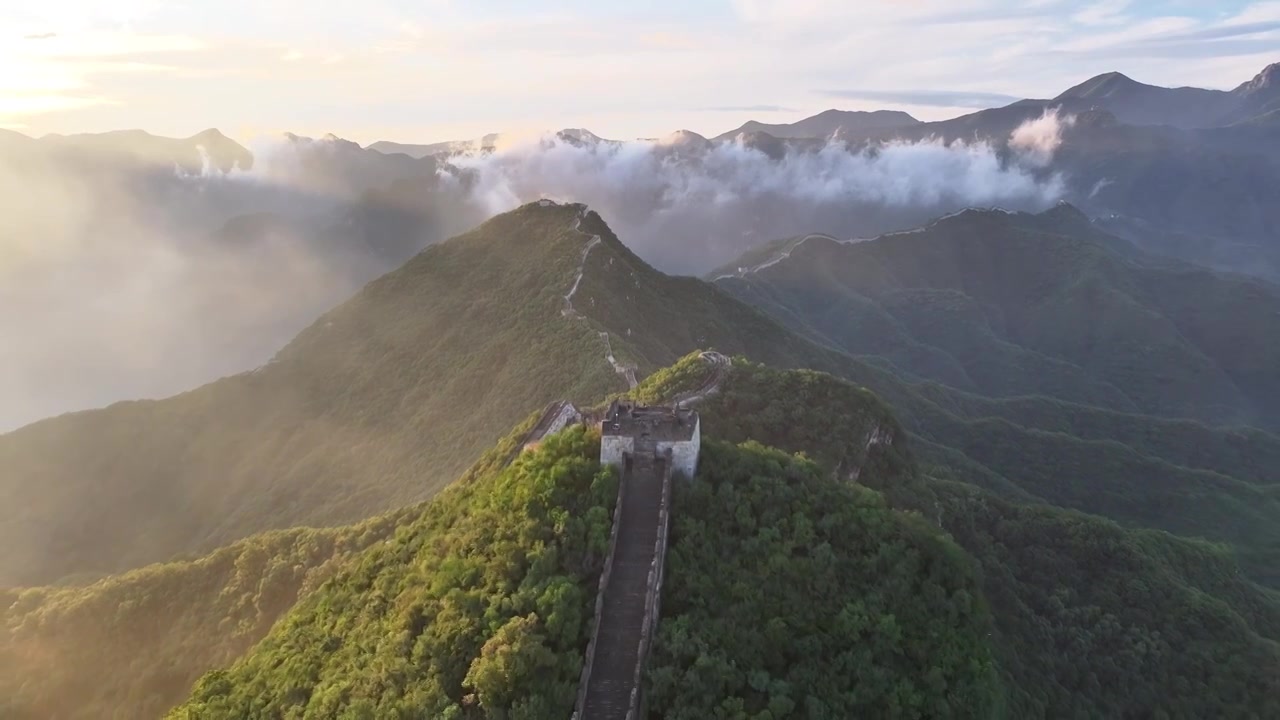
left=514, top=350, right=730, bottom=720
left=527, top=203, right=733, bottom=718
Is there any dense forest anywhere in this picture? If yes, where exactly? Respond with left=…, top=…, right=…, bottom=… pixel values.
left=690, top=360, right=1280, bottom=718
left=163, top=359, right=1280, bottom=718
left=170, top=425, right=1012, bottom=719
left=0, top=519, right=400, bottom=719
left=0, top=411, right=547, bottom=720
left=171, top=426, right=617, bottom=719
left=649, top=440, right=999, bottom=719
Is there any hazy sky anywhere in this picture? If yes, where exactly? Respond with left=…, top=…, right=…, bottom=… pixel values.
left=4, top=0, right=1279, bottom=144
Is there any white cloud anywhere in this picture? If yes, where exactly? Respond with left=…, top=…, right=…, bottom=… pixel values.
left=1227, top=1, right=1280, bottom=24
left=443, top=128, right=1067, bottom=271
left=1071, top=0, right=1132, bottom=26
left=1009, top=108, right=1076, bottom=167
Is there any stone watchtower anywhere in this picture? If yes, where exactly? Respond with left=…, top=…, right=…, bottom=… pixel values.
left=577, top=399, right=699, bottom=720
left=599, top=399, right=701, bottom=478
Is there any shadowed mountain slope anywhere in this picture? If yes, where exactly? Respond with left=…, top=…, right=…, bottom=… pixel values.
left=1054, top=64, right=1280, bottom=129
left=713, top=204, right=1280, bottom=431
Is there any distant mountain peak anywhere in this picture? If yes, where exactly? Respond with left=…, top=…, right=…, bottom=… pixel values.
left=919, top=202, right=1090, bottom=233
left=714, top=108, right=919, bottom=143
left=1240, top=62, right=1280, bottom=92
left=1042, top=199, right=1091, bottom=224
left=283, top=131, right=362, bottom=152
left=658, top=129, right=710, bottom=148
left=811, top=108, right=920, bottom=122
left=190, top=128, right=229, bottom=141
left=1058, top=71, right=1144, bottom=100
left=1095, top=71, right=1136, bottom=83
left=555, top=128, right=606, bottom=146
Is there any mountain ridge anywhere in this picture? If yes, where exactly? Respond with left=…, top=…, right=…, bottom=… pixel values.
left=0, top=202, right=626, bottom=586
left=5, top=197, right=1280, bottom=716
left=9, top=200, right=1280, bottom=588
left=713, top=203, right=1280, bottom=429
left=711, top=108, right=921, bottom=142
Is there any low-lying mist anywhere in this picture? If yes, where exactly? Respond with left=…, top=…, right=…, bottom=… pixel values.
left=446, top=109, right=1073, bottom=271
left=0, top=137, right=477, bottom=432
left=0, top=112, right=1071, bottom=430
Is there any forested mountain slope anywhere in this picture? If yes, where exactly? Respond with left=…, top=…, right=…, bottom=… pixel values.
left=673, top=360, right=1280, bottom=718
left=7, top=352, right=1279, bottom=718
left=0, top=199, right=907, bottom=587
left=0, top=203, right=626, bottom=586
left=0, top=518, right=403, bottom=720
left=11, top=201, right=1275, bottom=589
left=0, top=413, right=543, bottom=720
left=6, top=204, right=1280, bottom=718
left=713, top=204, right=1280, bottom=430
left=171, top=422, right=999, bottom=719
left=569, top=217, right=1280, bottom=584
left=171, top=425, right=621, bottom=719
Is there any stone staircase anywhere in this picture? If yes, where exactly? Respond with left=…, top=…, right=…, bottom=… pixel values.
left=578, top=448, right=668, bottom=720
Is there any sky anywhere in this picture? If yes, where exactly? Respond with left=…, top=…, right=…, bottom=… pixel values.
left=3, top=0, right=1279, bottom=145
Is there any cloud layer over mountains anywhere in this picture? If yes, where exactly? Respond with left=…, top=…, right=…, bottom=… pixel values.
left=443, top=111, right=1072, bottom=271
left=1, top=110, right=1072, bottom=430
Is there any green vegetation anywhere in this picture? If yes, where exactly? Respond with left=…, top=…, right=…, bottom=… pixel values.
left=0, top=203, right=625, bottom=586
left=0, top=518, right=402, bottom=720
left=628, top=352, right=713, bottom=405
left=170, top=425, right=616, bottom=719
left=714, top=207, right=1280, bottom=430
left=918, top=480, right=1280, bottom=718
left=7, top=204, right=1280, bottom=718
left=915, top=414, right=1280, bottom=585
left=648, top=440, right=1000, bottom=719
left=685, top=358, right=1280, bottom=584
left=0, top=410, right=549, bottom=720
left=913, top=385, right=1280, bottom=486
left=683, top=360, right=909, bottom=484
left=690, top=362, right=1280, bottom=718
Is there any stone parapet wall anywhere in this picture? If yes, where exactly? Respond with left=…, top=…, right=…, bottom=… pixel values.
left=656, top=417, right=700, bottom=480
left=573, top=460, right=629, bottom=719
left=625, top=450, right=675, bottom=720
left=601, top=434, right=634, bottom=471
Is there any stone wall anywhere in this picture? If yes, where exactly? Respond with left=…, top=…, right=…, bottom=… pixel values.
left=572, top=460, right=629, bottom=719
left=543, top=402, right=583, bottom=437
left=655, top=416, right=700, bottom=479
left=627, top=451, right=675, bottom=720
left=601, top=434, right=633, bottom=471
